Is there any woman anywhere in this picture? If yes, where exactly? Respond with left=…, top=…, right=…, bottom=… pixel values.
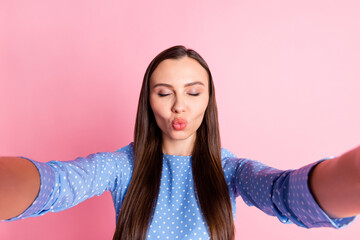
left=0, top=45, right=359, bottom=240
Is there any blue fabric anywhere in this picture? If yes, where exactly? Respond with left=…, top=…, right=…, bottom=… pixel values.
left=5, top=143, right=355, bottom=239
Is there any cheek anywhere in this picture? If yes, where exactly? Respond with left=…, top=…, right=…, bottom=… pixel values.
left=195, top=96, right=209, bottom=113
left=150, top=95, right=160, bottom=115
left=192, top=99, right=209, bottom=123
left=150, top=97, right=168, bottom=125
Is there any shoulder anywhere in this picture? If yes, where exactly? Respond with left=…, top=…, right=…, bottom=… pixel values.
left=115, top=142, right=134, bottom=159
left=75, top=142, right=135, bottom=167
left=113, top=142, right=135, bottom=168
left=107, top=143, right=134, bottom=191
left=220, top=147, right=250, bottom=170
left=72, top=143, right=134, bottom=175
left=221, top=147, right=241, bottom=169
left=115, top=142, right=134, bottom=155
left=221, top=148, right=237, bottom=159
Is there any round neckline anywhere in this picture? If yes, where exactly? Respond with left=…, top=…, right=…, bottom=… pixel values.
left=163, top=153, right=192, bottom=159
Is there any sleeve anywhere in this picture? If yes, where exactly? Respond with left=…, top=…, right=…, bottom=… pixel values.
left=3, top=151, right=124, bottom=221
left=224, top=157, right=357, bottom=229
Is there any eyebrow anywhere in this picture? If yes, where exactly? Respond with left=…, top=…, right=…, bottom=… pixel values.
left=152, top=81, right=205, bottom=89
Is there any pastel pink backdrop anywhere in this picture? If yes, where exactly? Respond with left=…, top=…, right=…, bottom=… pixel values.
left=1, top=0, right=360, bottom=239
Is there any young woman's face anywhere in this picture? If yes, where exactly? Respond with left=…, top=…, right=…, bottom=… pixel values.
left=149, top=56, right=209, bottom=145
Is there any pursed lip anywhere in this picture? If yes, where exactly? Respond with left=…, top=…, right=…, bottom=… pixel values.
left=171, top=118, right=188, bottom=130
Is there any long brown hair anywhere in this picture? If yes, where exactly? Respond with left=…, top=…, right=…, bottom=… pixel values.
left=113, top=46, right=234, bottom=240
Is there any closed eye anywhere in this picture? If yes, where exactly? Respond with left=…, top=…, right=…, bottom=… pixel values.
left=188, top=93, right=200, bottom=96
left=158, top=93, right=171, bottom=97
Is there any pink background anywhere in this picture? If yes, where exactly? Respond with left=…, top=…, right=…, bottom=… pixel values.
left=1, top=0, right=360, bottom=239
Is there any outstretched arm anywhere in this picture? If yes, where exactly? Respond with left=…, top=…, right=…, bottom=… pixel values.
left=0, top=157, right=40, bottom=220
left=309, top=145, right=360, bottom=218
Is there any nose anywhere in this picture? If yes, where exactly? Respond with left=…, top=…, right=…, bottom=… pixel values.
left=171, top=95, right=186, bottom=114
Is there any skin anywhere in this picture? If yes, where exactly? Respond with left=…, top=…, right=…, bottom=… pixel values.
left=309, top=146, right=360, bottom=218
left=0, top=157, right=40, bottom=220
left=1, top=55, right=360, bottom=221
left=149, top=57, right=209, bottom=156
left=147, top=56, right=360, bottom=219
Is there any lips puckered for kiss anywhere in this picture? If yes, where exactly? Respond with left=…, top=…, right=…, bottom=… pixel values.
left=172, top=118, right=188, bottom=131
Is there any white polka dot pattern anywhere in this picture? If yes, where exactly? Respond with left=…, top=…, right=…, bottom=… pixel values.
left=3, top=143, right=355, bottom=238
left=224, top=157, right=355, bottom=228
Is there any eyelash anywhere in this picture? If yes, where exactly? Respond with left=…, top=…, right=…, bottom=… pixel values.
left=158, top=93, right=171, bottom=97
left=158, top=93, right=200, bottom=97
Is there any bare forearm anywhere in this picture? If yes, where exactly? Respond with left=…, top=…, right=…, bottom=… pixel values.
left=0, top=157, right=40, bottom=220
left=309, top=145, right=360, bottom=218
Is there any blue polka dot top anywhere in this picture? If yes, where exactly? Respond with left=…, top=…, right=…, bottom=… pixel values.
left=5, top=143, right=355, bottom=239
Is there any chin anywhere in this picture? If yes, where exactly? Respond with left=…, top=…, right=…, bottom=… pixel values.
left=166, top=131, right=195, bottom=141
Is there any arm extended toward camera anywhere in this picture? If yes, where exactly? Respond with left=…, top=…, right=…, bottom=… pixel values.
left=309, top=145, right=360, bottom=218
left=0, top=157, right=40, bottom=220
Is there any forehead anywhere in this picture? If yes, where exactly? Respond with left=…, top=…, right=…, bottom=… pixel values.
left=150, top=57, right=209, bottom=86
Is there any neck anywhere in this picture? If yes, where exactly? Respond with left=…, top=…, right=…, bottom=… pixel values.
left=162, top=134, right=196, bottom=156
